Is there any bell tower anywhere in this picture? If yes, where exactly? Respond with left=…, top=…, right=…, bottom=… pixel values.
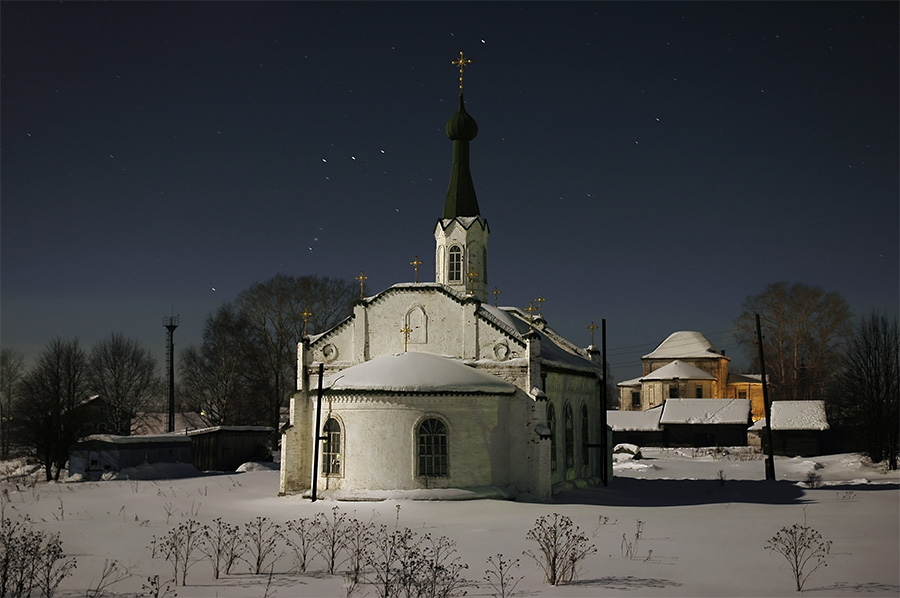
left=435, top=52, right=489, bottom=301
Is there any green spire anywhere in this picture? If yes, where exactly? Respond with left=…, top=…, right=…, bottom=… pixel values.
left=442, top=93, right=480, bottom=218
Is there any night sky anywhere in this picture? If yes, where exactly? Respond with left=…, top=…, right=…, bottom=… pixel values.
left=2, top=1, right=897, bottom=385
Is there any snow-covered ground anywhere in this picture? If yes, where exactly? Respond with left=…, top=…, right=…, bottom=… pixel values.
left=1, top=449, right=897, bottom=597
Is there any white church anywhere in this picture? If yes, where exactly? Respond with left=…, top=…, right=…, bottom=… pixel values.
left=279, top=60, right=610, bottom=499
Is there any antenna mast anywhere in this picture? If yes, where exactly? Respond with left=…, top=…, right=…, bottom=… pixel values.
left=163, top=314, right=180, bottom=433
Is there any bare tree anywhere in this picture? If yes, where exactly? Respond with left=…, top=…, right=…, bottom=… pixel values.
left=88, top=333, right=162, bottom=435
left=0, top=348, right=25, bottom=458
left=16, top=338, right=90, bottom=481
left=235, top=274, right=356, bottom=441
left=735, top=282, right=852, bottom=402
left=180, top=304, right=257, bottom=426
left=834, top=313, right=899, bottom=469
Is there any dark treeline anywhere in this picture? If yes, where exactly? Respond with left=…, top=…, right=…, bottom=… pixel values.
left=0, top=273, right=357, bottom=479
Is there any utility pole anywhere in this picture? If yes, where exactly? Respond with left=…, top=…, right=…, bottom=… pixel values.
left=756, top=313, right=776, bottom=480
left=600, top=319, right=608, bottom=486
left=311, top=363, right=325, bottom=502
left=163, top=314, right=179, bottom=433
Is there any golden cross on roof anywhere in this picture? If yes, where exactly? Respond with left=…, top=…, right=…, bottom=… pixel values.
left=491, top=286, right=501, bottom=307
left=466, top=268, right=479, bottom=295
left=355, top=271, right=368, bottom=299
left=525, top=301, right=537, bottom=330
left=451, top=51, right=472, bottom=92
left=534, top=294, right=546, bottom=317
left=410, top=256, right=423, bottom=283
left=588, top=321, right=599, bottom=346
left=301, top=308, right=313, bottom=337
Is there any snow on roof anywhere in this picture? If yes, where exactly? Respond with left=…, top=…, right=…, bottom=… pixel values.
left=186, top=426, right=274, bottom=436
left=607, top=408, right=662, bottom=431
left=617, top=377, right=642, bottom=387
left=324, top=352, right=516, bottom=394
left=660, top=399, right=750, bottom=425
left=643, top=331, right=725, bottom=360
left=641, top=360, right=716, bottom=381
left=770, top=401, right=829, bottom=430
left=497, top=308, right=601, bottom=373
left=727, top=372, right=763, bottom=384
left=78, top=434, right=191, bottom=445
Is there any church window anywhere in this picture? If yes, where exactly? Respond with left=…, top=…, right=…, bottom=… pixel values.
left=322, top=418, right=341, bottom=475
left=669, top=384, right=679, bottom=399
left=738, top=390, right=748, bottom=400
left=564, top=403, right=574, bottom=469
left=448, top=246, right=463, bottom=283
left=631, top=391, right=641, bottom=409
left=581, top=404, right=589, bottom=466
left=418, top=418, right=448, bottom=477
left=695, top=385, right=703, bottom=398
left=547, top=404, right=557, bottom=472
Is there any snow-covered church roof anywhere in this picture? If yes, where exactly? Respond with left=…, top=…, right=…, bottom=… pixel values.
left=641, top=360, right=716, bottom=381
left=643, top=331, right=726, bottom=360
left=322, top=351, right=516, bottom=395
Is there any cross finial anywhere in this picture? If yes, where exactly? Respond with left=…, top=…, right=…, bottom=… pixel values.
left=410, top=256, right=423, bottom=283
left=466, top=268, right=479, bottom=295
left=355, top=271, right=368, bottom=299
left=525, top=301, right=538, bottom=330
left=400, top=324, right=415, bottom=352
left=451, top=51, right=472, bottom=93
left=301, top=308, right=313, bottom=337
left=535, top=294, right=546, bottom=317
left=588, top=321, right=599, bottom=346
left=491, top=286, right=501, bottom=307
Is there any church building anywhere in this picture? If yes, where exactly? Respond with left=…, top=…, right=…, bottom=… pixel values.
left=279, top=56, right=608, bottom=499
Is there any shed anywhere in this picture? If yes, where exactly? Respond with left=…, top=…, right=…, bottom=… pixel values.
left=753, top=401, right=830, bottom=457
left=187, top=426, right=274, bottom=471
left=69, top=434, right=192, bottom=480
left=607, top=407, right=664, bottom=446
left=659, top=398, right=751, bottom=447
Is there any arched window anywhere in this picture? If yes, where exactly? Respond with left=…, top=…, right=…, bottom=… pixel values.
left=448, top=246, right=462, bottom=283
left=581, top=404, right=590, bottom=466
left=565, top=403, right=574, bottom=469
left=418, top=418, right=448, bottom=476
left=547, top=404, right=557, bottom=472
left=322, top=418, right=341, bottom=475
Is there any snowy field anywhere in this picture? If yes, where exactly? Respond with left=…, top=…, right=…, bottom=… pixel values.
left=1, top=449, right=897, bottom=597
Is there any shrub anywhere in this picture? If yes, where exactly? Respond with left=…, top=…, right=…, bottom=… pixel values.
left=524, top=513, right=596, bottom=585
left=483, top=553, right=522, bottom=598
left=765, top=523, right=832, bottom=591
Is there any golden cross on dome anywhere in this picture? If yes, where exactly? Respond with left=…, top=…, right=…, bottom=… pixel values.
left=355, top=271, right=368, bottom=299
left=410, top=256, right=423, bottom=283
left=466, top=268, right=479, bottom=294
left=534, top=294, right=546, bottom=317
left=301, top=308, right=313, bottom=337
left=525, top=301, right=537, bottom=330
left=491, top=286, right=501, bottom=307
left=588, top=321, right=599, bottom=346
left=451, top=51, right=472, bottom=92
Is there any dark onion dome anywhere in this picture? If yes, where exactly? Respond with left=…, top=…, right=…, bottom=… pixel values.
left=442, top=94, right=480, bottom=218
left=445, top=94, right=478, bottom=141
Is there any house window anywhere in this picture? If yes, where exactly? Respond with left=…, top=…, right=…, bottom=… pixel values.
left=564, top=403, right=574, bottom=469
left=448, top=246, right=462, bottom=283
left=418, top=418, right=448, bottom=477
left=631, top=391, right=641, bottom=409
left=547, top=404, right=557, bottom=472
left=581, top=404, right=589, bottom=466
left=695, top=385, right=703, bottom=398
left=322, top=418, right=341, bottom=475
left=669, top=384, right=679, bottom=399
